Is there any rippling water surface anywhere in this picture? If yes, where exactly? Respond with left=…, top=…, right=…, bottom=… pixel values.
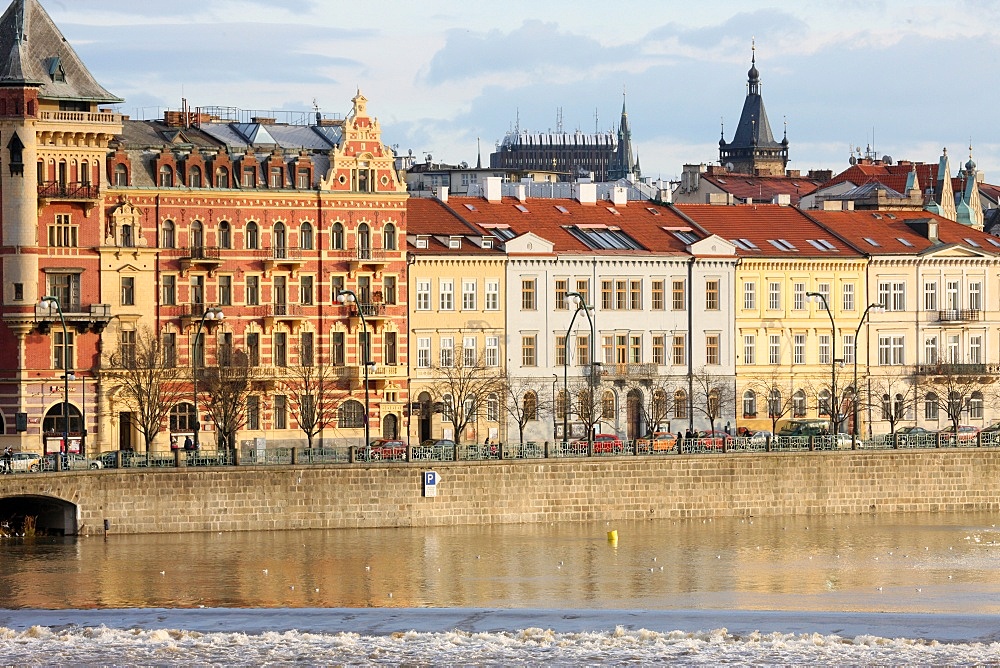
left=3, top=512, right=1000, bottom=664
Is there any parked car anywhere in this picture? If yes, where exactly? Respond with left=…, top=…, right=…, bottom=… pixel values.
left=695, top=430, right=730, bottom=450
left=938, top=425, right=979, bottom=444
left=896, top=426, right=932, bottom=435
left=360, top=439, right=407, bottom=461
left=572, top=434, right=624, bottom=454
left=4, top=452, right=41, bottom=473
left=99, top=450, right=140, bottom=468
left=749, top=430, right=773, bottom=443
left=414, top=439, right=456, bottom=460
left=637, top=431, right=677, bottom=453
left=42, top=453, right=103, bottom=471
left=980, top=422, right=1000, bottom=434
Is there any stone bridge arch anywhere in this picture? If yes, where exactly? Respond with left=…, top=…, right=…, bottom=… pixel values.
left=0, top=494, right=77, bottom=536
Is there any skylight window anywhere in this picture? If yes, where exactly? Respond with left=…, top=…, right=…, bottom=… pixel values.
left=817, top=239, right=837, bottom=250
left=463, top=203, right=476, bottom=211
left=732, top=239, right=756, bottom=251
left=673, top=230, right=699, bottom=244
left=807, top=240, right=826, bottom=251
left=514, top=204, right=529, bottom=213
left=490, top=227, right=516, bottom=241
left=863, top=237, right=881, bottom=247
left=565, top=225, right=642, bottom=250
left=646, top=207, right=661, bottom=216
left=871, top=213, right=882, bottom=220
left=738, top=238, right=760, bottom=250
left=987, top=238, right=1000, bottom=248
left=896, top=237, right=914, bottom=247
left=768, top=239, right=797, bottom=251
left=554, top=205, right=569, bottom=214
left=964, top=238, right=981, bottom=248
left=606, top=207, right=620, bottom=215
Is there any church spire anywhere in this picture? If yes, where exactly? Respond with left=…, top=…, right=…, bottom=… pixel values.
left=609, top=87, right=636, bottom=181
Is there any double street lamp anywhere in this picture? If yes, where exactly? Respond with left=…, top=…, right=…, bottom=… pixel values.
left=39, top=296, right=74, bottom=469
left=852, top=302, right=886, bottom=447
left=192, top=306, right=224, bottom=449
left=337, top=289, right=372, bottom=448
left=563, top=291, right=596, bottom=455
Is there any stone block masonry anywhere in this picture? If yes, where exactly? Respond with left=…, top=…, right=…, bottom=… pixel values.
left=2, top=450, right=999, bottom=535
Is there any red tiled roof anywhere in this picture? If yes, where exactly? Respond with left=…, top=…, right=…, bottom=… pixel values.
left=701, top=174, right=821, bottom=205
left=406, top=197, right=503, bottom=255
left=806, top=209, right=1000, bottom=255
left=674, top=204, right=864, bottom=258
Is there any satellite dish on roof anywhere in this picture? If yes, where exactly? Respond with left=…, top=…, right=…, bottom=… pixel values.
left=725, top=162, right=735, bottom=171
left=849, top=156, right=857, bottom=165
left=882, top=155, right=893, bottom=165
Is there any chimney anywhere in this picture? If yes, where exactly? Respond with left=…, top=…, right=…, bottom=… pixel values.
left=514, top=184, right=527, bottom=202
left=436, top=186, right=448, bottom=203
left=772, top=193, right=791, bottom=206
left=573, top=182, right=597, bottom=205
left=483, top=176, right=502, bottom=203
left=707, top=192, right=732, bottom=205
left=907, top=218, right=939, bottom=243
left=611, top=186, right=627, bottom=207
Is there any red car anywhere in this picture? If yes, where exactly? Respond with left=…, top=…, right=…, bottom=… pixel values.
left=360, top=439, right=407, bottom=461
left=938, top=425, right=979, bottom=445
left=572, top=434, right=624, bottom=454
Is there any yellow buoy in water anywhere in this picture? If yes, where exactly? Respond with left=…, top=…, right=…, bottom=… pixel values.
left=607, top=530, right=618, bottom=543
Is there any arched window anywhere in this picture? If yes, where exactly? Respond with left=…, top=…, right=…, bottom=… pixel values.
left=338, top=400, right=365, bottom=428
left=159, top=164, right=173, bottom=187
left=818, top=389, right=831, bottom=417
left=893, top=393, right=905, bottom=420
left=792, top=389, right=806, bottom=417
left=383, top=222, right=397, bottom=250
left=653, top=389, right=667, bottom=419
left=218, top=221, right=231, bottom=249
left=768, top=389, right=782, bottom=417
left=215, top=166, right=230, bottom=188
left=357, top=223, right=371, bottom=259
left=43, top=402, right=81, bottom=435
left=523, top=391, right=537, bottom=421
left=300, top=222, right=314, bottom=250
left=169, top=402, right=196, bottom=433
left=924, top=392, right=939, bottom=420
left=708, top=389, right=721, bottom=417
left=120, top=223, right=134, bottom=248
left=114, top=163, right=128, bottom=187
left=742, top=390, right=757, bottom=417
left=487, top=393, right=499, bottom=422
left=161, top=220, right=175, bottom=248
left=948, top=391, right=963, bottom=420
left=464, top=394, right=478, bottom=420
left=246, top=221, right=259, bottom=250
left=556, top=389, right=568, bottom=420
left=442, top=393, right=454, bottom=421
left=577, top=389, right=593, bottom=419
left=273, top=222, right=286, bottom=259
left=673, top=389, right=687, bottom=419
left=331, top=222, right=344, bottom=250
left=190, top=220, right=204, bottom=251
left=189, top=165, right=202, bottom=188
left=80, top=160, right=90, bottom=186
left=970, top=391, right=984, bottom=419
left=602, top=390, right=615, bottom=419
left=881, top=394, right=892, bottom=420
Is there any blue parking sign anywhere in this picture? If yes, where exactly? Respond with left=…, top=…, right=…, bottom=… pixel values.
left=425, top=471, right=437, bottom=486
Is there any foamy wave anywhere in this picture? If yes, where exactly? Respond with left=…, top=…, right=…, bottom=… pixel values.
left=0, top=625, right=994, bottom=665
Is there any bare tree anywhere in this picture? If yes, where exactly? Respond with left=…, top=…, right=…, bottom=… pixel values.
left=567, top=374, right=606, bottom=440
left=638, top=376, right=680, bottom=434
left=428, top=348, right=503, bottom=445
left=864, top=367, right=918, bottom=435
left=281, top=345, right=344, bottom=449
left=691, top=367, right=735, bottom=434
left=499, top=370, right=554, bottom=446
left=200, top=349, right=253, bottom=451
left=104, top=327, right=188, bottom=453
left=918, top=362, right=998, bottom=434
left=744, top=369, right=800, bottom=434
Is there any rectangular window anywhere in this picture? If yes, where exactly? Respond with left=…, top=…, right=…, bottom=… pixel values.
left=705, top=280, right=720, bottom=310
left=603, top=335, right=614, bottom=365
left=47, top=273, right=80, bottom=311
left=440, top=336, right=454, bottom=367
left=247, top=396, right=260, bottom=430
left=878, top=335, right=905, bottom=365
left=794, top=333, right=806, bottom=364
left=969, top=282, right=982, bottom=311
left=616, top=335, right=628, bottom=364
left=247, top=332, right=260, bottom=366
left=705, top=334, right=720, bottom=365
left=462, top=280, right=477, bottom=310
left=485, top=336, right=499, bottom=367
left=163, top=332, right=177, bottom=367
left=242, top=166, right=256, bottom=188
left=296, top=168, right=309, bottom=189
left=818, top=334, right=831, bottom=365
left=555, top=335, right=567, bottom=367
left=947, top=334, right=960, bottom=363
left=946, top=280, right=960, bottom=310
left=743, top=334, right=755, bottom=365
left=817, top=282, right=831, bottom=308
left=672, top=333, right=686, bottom=365
left=300, top=332, right=314, bottom=367
left=970, top=335, right=983, bottom=364
left=48, top=214, right=78, bottom=247
left=842, top=283, right=855, bottom=311
left=384, top=331, right=398, bottom=366
left=440, top=279, right=454, bottom=310
left=269, top=166, right=282, bottom=188
left=246, top=276, right=260, bottom=306
left=768, top=282, right=781, bottom=310
left=463, top=336, right=476, bottom=367
left=653, top=335, right=666, bottom=365
left=879, top=282, right=906, bottom=311
left=615, top=280, right=627, bottom=310
left=383, top=276, right=397, bottom=305
left=769, top=334, right=781, bottom=365
left=331, top=275, right=345, bottom=300
left=162, top=275, right=176, bottom=305
left=630, top=280, right=641, bottom=310
left=274, top=395, right=287, bottom=430
left=359, top=330, right=372, bottom=365
left=630, top=335, right=642, bottom=364
left=274, top=332, right=287, bottom=367
left=332, top=332, right=345, bottom=366
left=843, top=334, right=854, bottom=365
left=299, top=276, right=313, bottom=305
left=743, top=281, right=756, bottom=310
left=651, top=280, right=665, bottom=310
left=575, top=279, right=590, bottom=307
left=120, top=276, right=135, bottom=306
left=219, top=275, right=232, bottom=306
left=577, top=334, right=590, bottom=366
left=53, top=330, right=74, bottom=370
left=602, top=280, right=614, bottom=310
left=119, top=329, right=136, bottom=367
left=924, top=336, right=938, bottom=364
left=793, top=282, right=805, bottom=311
left=417, top=337, right=431, bottom=368
left=924, top=282, right=937, bottom=311
left=555, top=279, right=568, bottom=310
left=521, top=279, right=536, bottom=310
left=672, top=280, right=686, bottom=311
left=417, top=279, right=431, bottom=310
left=486, top=280, right=500, bottom=310
left=522, top=335, right=537, bottom=367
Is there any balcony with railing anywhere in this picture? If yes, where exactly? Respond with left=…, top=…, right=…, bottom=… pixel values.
left=180, top=246, right=223, bottom=271
left=938, top=309, right=981, bottom=322
left=346, top=302, right=388, bottom=320
left=258, top=246, right=305, bottom=272
left=34, top=303, right=112, bottom=335
left=38, top=181, right=100, bottom=200
left=601, top=363, right=658, bottom=381
left=914, top=362, right=1000, bottom=377
left=334, top=246, right=393, bottom=269
left=39, top=110, right=122, bottom=125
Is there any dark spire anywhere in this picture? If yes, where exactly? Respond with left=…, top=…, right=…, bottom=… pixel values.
left=609, top=86, right=635, bottom=181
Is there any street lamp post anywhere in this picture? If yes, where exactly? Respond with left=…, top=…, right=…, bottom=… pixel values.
left=39, top=296, right=73, bottom=470
left=806, top=291, right=838, bottom=436
left=566, top=292, right=597, bottom=455
left=852, top=302, right=886, bottom=448
left=337, top=289, right=371, bottom=448
left=192, top=306, right=224, bottom=449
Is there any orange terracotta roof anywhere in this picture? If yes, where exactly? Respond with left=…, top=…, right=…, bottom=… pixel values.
left=806, top=209, right=1000, bottom=255
left=406, top=197, right=503, bottom=255
left=674, top=204, right=863, bottom=258
left=701, top=174, right=821, bottom=205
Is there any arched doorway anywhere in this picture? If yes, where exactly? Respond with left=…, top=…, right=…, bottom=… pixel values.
left=626, top=389, right=644, bottom=440
left=42, top=403, right=82, bottom=454
left=418, top=391, right=432, bottom=444
left=382, top=414, right=398, bottom=439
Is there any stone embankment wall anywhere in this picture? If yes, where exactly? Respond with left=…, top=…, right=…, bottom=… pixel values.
left=2, top=450, right=998, bottom=535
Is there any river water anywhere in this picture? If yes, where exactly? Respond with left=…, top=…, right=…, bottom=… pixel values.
left=2, top=512, right=1000, bottom=665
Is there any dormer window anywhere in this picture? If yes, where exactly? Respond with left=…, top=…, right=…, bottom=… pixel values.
left=48, top=57, right=65, bottom=82
left=416, top=237, right=429, bottom=249
left=449, top=236, right=462, bottom=249
left=482, top=237, right=494, bottom=248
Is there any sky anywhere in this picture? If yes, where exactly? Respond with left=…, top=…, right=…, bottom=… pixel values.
left=42, top=0, right=1000, bottom=183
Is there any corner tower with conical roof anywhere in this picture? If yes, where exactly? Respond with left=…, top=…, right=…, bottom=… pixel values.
left=718, top=44, right=788, bottom=176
